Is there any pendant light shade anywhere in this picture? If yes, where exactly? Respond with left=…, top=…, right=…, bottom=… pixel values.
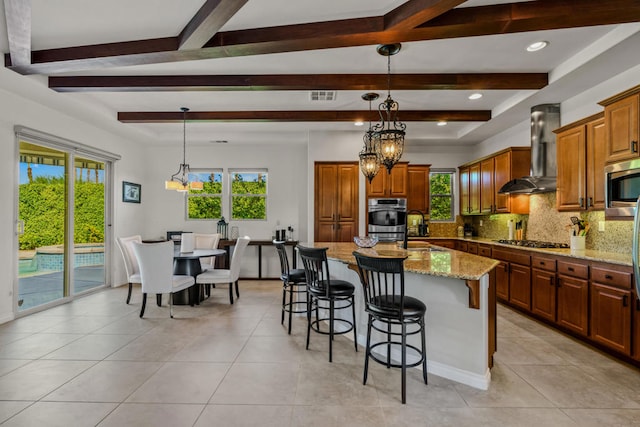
left=165, top=107, right=203, bottom=192
left=372, top=43, right=406, bottom=174
left=359, top=92, right=380, bottom=183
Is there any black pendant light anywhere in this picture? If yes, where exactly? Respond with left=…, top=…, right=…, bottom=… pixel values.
left=372, top=43, right=406, bottom=174
left=165, top=107, right=203, bottom=192
left=359, top=92, right=381, bottom=183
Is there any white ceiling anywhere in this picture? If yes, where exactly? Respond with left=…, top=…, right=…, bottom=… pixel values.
left=1, top=0, right=640, bottom=148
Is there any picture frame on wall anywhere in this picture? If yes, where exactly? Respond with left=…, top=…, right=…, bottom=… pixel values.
left=122, top=181, right=141, bottom=203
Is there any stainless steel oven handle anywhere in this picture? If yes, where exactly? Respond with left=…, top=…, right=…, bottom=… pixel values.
left=633, top=195, right=640, bottom=299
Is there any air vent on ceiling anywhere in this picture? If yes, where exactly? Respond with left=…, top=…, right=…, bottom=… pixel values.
left=309, top=90, right=337, bottom=101
left=210, top=140, right=228, bottom=144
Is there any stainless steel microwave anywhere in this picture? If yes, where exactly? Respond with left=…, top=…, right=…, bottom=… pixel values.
left=605, top=159, right=640, bottom=218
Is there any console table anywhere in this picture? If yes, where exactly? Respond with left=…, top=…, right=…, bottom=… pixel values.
left=218, top=239, right=298, bottom=279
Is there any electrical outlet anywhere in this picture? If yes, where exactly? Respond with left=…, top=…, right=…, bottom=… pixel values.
left=598, top=221, right=605, bottom=232
left=479, top=220, right=483, bottom=226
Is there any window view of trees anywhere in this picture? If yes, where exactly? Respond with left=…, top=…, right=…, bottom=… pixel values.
left=429, top=171, right=454, bottom=221
left=231, top=171, right=267, bottom=220
left=187, top=171, right=223, bottom=219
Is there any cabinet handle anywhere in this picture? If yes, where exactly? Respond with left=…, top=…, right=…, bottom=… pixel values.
left=605, top=274, right=613, bottom=280
left=549, top=276, right=554, bottom=286
left=578, top=197, right=584, bottom=209
left=623, top=294, right=628, bottom=307
left=568, top=267, right=575, bottom=272
left=540, top=261, right=545, bottom=265
left=633, top=141, right=638, bottom=153
left=587, top=197, right=593, bottom=208
left=557, top=278, right=561, bottom=288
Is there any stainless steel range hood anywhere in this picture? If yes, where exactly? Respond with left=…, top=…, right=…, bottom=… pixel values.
left=499, top=104, right=560, bottom=194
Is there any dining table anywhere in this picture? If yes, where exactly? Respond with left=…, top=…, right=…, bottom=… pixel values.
left=172, top=247, right=226, bottom=305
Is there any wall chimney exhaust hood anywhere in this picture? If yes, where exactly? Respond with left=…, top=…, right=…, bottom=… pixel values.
left=499, top=104, right=560, bottom=194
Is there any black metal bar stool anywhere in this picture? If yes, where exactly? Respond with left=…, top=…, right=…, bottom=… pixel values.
left=353, top=251, right=428, bottom=404
left=274, top=241, right=307, bottom=334
left=297, top=245, right=358, bottom=362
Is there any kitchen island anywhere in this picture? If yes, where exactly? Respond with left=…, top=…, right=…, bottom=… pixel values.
left=302, top=241, right=499, bottom=390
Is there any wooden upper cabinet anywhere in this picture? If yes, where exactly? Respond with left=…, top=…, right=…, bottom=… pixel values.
left=459, top=147, right=530, bottom=216
left=599, top=86, right=640, bottom=164
left=366, top=162, right=408, bottom=198
left=555, top=113, right=605, bottom=211
left=407, top=164, right=430, bottom=212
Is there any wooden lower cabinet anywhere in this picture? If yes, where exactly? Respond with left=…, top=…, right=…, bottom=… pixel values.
left=495, top=261, right=509, bottom=301
left=556, top=274, right=589, bottom=336
left=531, top=268, right=556, bottom=322
left=509, top=264, right=531, bottom=311
left=590, top=283, right=632, bottom=355
left=634, top=296, right=640, bottom=361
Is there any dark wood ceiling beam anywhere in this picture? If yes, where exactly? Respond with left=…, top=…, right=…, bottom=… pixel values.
left=49, top=73, right=547, bottom=92
left=178, top=0, right=248, bottom=50
left=7, top=0, right=640, bottom=74
left=117, top=110, right=491, bottom=123
left=384, top=0, right=466, bottom=31
left=3, top=0, right=31, bottom=67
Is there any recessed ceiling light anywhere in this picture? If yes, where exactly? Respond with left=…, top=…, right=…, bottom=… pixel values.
left=468, top=93, right=483, bottom=100
left=437, top=121, right=447, bottom=126
left=526, top=41, right=548, bottom=52
left=354, top=121, right=364, bottom=126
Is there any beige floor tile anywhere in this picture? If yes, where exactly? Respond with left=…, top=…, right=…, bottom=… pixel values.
left=97, top=403, right=203, bottom=427
left=42, top=315, right=121, bottom=334
left=2, top=402, right=118, bottom=427
left=251, top=316, right=308, bottom=337
left=236, top=336, right=306, bottom=363
left=126, top=362, right=230, bottom=404
left=291, top=405, right=386, bottom=427
left=93, top=313, right=159, bottom=335
left=0, top=359, right=31, bottom=377
left=210, top=362, right=299, bottom=405
left=0, top=401, right=33, bottom=424
left=0, top=333, right=31, bottom=346
left=562, top=408, right=640, bottom=426
left=42, top=360, right=162, bottom=402
left=493, top=336, right=569, bottom=365
left=106, top=332, right=195, bottom=361
left=0, top=333, right=82, bottom=359
left=171, top=335, right=249, bottom=362
left=0, top=315, right=67, bottom=334
left=42, top=334, right=138, bottom=360
left=194, top=404, right=293, bottom=427
left=0, top=360, right=95, bottom=400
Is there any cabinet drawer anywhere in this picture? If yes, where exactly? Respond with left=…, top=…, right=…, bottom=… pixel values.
left=557, top=260, right=588, bottom=279
left=492, top=248, right=531, bottom=266
left=532, top=255, right=556, bottom=272
left=591, top=266, right=631, bottom=289
left=467, top=242, right=478, bottom=254
left=478, top=244, right=492, bottom=257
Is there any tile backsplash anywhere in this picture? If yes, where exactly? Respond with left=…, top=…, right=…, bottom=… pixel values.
left=457, top=193, right=633, bottom=255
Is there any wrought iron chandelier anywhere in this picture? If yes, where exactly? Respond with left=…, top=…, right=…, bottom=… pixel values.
left=372, top=43, right=406, bottom=174
left=359, top=92, right=381, bottom=183
left=165, top=107, right=203, bottom=192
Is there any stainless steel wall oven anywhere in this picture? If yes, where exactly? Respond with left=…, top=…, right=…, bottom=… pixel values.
left=367, top=198, right=407, bottom=242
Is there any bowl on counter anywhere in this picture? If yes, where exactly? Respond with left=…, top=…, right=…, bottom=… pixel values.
left=354, top=236, right=379, bottom=248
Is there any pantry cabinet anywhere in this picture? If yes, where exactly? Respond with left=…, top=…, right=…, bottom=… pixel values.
left=314, top=162, right=358, bottom=242
left=459, top=147, right=530, bottom=216
left=555, top=113, right=606, bottom=211
left=598, top=85, right=640, bottom=164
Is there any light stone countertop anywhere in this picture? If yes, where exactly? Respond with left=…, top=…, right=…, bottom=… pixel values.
left=299, top=242, right=499, bottom=281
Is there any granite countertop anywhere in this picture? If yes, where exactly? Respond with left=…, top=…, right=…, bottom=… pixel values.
left=300, top=242, right=499, bottom=281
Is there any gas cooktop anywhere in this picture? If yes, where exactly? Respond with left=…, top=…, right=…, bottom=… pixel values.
left=494, top=239, right=570, bottom=249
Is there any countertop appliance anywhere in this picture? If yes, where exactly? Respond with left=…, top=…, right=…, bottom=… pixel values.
left=367, top=198, right=407, bottom=242
left=605, top=158, right=640, bottom=218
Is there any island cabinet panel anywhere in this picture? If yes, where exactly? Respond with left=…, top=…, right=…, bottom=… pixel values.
left=590, top=283, right=632, bottom=355
left=634, top=296, right=640, bottom=362
left=555, top=113, right=605, bottom=211
left=366, top=162, right=408, bottom=198
left=600, top=90, right=639, bottom=164
left=314, top=162, right=358, bottom=242
left=407, top=164, right=430, bottom=212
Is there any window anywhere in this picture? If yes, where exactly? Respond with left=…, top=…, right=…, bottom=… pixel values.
left=230, top=169, right=268, bottom=220
left=186, top=170, right=223, bottom=220
left=429, top=169, right=455, bottom=221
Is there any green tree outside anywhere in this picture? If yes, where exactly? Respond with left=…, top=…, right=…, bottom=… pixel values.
left=430, top=172, right=453, bottom=221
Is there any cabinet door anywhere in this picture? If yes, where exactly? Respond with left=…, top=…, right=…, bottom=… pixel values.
left=495, top=261, right=509, bottom=301
left=480, top=157, right=494, bottom=214
left=531, top=268, right=556, bottom=322
left=604, top=94, right=639, bottom=163
left=590, top=283, right=632, bottom=355
left=366, top=170, right=386, bottom=197
left=493, top=151, right=511, bottom=213
left=407, top=165, right=430, bottom=212
left=586, top=117, right=606, bottom=210
left=336, top=164, right=358, bottom=222
left=459, top=167, right=470, bottom=215
left=634, top=296, right=640, bottom=361
left=509, top=264, right=531, bottom=311
left=469, top=163, right=481, bottom=215
left=315, top=163, right=337, bottom=221
left=557, top=275, right=589, bottom=336
left=335, top=222, right=357, bottom=242
left=316, top=222, right=335, bottom=242
left=556, top=125, right=586, bottom=211
left=388, top=163, right=408, bottom=197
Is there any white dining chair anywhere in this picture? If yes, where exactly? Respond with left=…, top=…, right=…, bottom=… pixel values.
left=196, top=236, right=250, bottom=304
left=116, top=235, right=142, bottom=304
left=194, top=233, right=221, bottom=271
left=132, top=241, right=195, bottom=318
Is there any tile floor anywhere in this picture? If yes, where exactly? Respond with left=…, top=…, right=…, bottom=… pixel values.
left=1, top=280, right=640, bottom=426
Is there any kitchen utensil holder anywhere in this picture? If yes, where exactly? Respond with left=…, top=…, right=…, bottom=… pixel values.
left=570, top=235, right=585, bottom=252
